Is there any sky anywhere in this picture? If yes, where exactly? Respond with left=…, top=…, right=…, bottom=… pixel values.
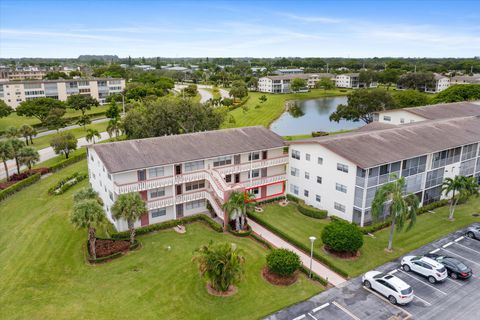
left=1, top=0, right=479, bottom=58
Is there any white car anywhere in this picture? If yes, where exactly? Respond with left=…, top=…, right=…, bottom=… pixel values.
left=401, top=256, right=448, bottom=283
left=362, top=271, right=414, bottom=305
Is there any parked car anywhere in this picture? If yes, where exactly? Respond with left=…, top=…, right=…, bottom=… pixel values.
left=362, top=271, right=414, bottom=305
left=424, top=253, right=472, bottom=280
left=465, top=226, right=480, bottom=240
left=401, top=256, right=448, bottom=283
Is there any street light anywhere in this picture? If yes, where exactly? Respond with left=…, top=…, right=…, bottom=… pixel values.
left=309, top=236, right=316, bottom=278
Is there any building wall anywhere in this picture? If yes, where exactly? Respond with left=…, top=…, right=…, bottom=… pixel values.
left=335, top=75, right=354, bottom=88
left=374, top=109, right=427, bottom=124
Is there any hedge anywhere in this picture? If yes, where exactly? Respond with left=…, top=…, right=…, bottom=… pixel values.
left=0, top=173, right=41, bottom=202
left=228, top=224, right=252, bottom=237
left=48, top=172, right=88, bottom=195
left=256, top=196, right=285, bottom=206
left=247, top=211, right=349, bottom=278
left=47, top=149, right=87, bottom=172
left=111, top=214, right=223, bottom=239
left=299, top=265, right=329, bottom=286
left=86, top=238, right=140, bottom=264
left=286, top=194, right=300, bottom=203
left=297, top=201, right=328, bottom=219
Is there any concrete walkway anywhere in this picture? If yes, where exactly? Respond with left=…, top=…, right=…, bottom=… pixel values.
left=249, top=220, right=347, bottom=287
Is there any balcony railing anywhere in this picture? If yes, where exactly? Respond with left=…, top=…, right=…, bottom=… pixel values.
left=240, top=174, right=287, bottom=189
left=115, top=175, right=175, bottom=194
left=214, top=155, right=288, bottom=175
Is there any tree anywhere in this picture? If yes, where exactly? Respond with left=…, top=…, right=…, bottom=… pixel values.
left=330, top=89, right=397, bottom=124
left=290, top=78, right=307, bottom=92
left=247, top=77, right=258, bottom=91
left=85, top=128, right=101, bottom=144
left=321, top=219, right=363, bottom=253
left=19, top=124, right=37, bottom=145
left=258, top=95, right=267, bottom=104
left=393, top=90, right=430, bottom=108
left=16, top=98, right=66, bottom=125
left=50, top=132, right=77, bottom=159
left=266, top=249, right=301, bottom=277
left=107, top=119, right=122, bottom=139
left=223, top=191, right=244, bottom=231
left=315, top=77, right=335, bottom=91
left=432, top=84, right=480, bottom=103
left=4, top=126, right=20, bottom=138
left=0, top=100, right=13, bottom=118
left=106, top=101, right=121, bottom=120
left=43, top=71, right=71, bottom=80
left=18, top=146, right=39, bottom=170
left=182, top=84, right=198, bottom=97
left=442, top=176, right=479, bottom=221
left=0, top=140, right=14, bottom=180
left=359, top=70, right=377, bottom=88
left=371, top=176, right=420, bottom=251
left=74, top=187, right=103, bottom=205
left=377, top=69, right=403, bottom=89
left=192, top=242, right=245, bottom=292
left=66, top=94, right=99, bottom=129
left=397, top=72, right=436, bottom=91
left=111, top=192, right=147, bottom=244
left=9, top=138, right=25, bottom=174
left=44, top=108, right=67, bottom=131
left=229, top=80, right=248, bottom=101
left=70, top=199, right=107, bottom=259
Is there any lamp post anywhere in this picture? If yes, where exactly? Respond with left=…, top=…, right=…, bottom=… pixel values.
left=309, top=236, right=316, bottom=278
left=120, top=92, right=125, bottom=116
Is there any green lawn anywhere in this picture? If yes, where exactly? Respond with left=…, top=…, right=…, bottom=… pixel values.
left=0, top=161, right=322, bottom=320
left=254, top=199, right=480, bottom=277
left=0, top=105, right=109, bottom=132
left=31, top=122, right=109, bottom=150
left=222, top=89, right=351, bottom=129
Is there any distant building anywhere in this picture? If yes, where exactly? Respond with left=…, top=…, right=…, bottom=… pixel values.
left=335, top=73, right=377, bottom=89
left=258, top=73, right=335, bottom=93
left=0, top=78, right=125, bottom=109
left=7, top=67, right=47, bottom=81
left=165, top=66, right=191, bottom=73
left=450, top=75, right=480, bottom=85
left=134, top=65, right=156, bottom=71
left=425, top=74, right=450, bottom=93
left=274, top=68, right=304, bottom=75
left=251, top=67, right=267, bottom=74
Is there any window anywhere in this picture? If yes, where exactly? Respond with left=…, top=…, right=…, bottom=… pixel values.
left=251, top=187, right=259, bottom=195
left=290, top=167, right=300, bottom=177
left=317, top=157, right=323, bottom=165
left=150, top=188, right=165, bottom=198
left=337, top=163, right=349, bottom=173
left=317, top=176, right=322, bottom=184
left=107, top=174, right=112, bottom=181
left=400, top=118, right=405, bottom=124
left=185, top=180, right=205, bottom=191
left=291, top=150, right=300, bottom=160
left=290, top=184, right=299, bottom=195
left=431, top=148, right=460, bottom=169
left=334, top=202, right=346, bottom=213
left=185, top=199, right=205, bottom=210
left=304, top=189, right=309, bottom=197
left=184, top=160, right=204, bottom=172
left=248, top=152, right=260, bottom=161
left=213, top=156, right=232, bottom=167
left=315, top=195, right=321, bottom=202
left=306, top=153, right=311, bottom=161
left=248, top=169, right=260, bottom=178
left=151, top=208, right=166, bottom=218
left=225, top=174, right=232, bottom=183
left=305, top=172, right=310, bottom=180
left=383, top=116, right=391, bottom=121
left=109, top=191, right=113, bottom=201
left=336, top=183, right=347, bottom=193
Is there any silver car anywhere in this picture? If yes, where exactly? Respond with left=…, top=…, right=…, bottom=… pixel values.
left=465, top=226, right=480, bottom=240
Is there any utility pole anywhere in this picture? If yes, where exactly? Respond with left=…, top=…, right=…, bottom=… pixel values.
left=414, top=64, right=417, bottom=73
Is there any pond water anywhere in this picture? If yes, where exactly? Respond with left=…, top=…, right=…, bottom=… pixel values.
left=270, top=96, right=362, bottom=136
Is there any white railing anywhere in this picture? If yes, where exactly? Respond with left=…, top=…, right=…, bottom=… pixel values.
left=214, top=156, right=289, bottom=175
left=115, top=175, right=175, bottom=194
left=175, top=171, right=206, bottom=184
left=241, top=174, right=287, bottom=189
left=205, top=192, right=224, bottom=221
left=147, top=197, right=174, bottom=210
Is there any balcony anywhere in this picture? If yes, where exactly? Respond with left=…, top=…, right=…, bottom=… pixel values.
left=240, top=174, right=287, bottom=189
left=214, top=155, right=288, bottom=176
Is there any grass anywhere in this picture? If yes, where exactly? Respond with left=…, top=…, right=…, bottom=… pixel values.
left=30, top=122, right=109, bottom=150
left=222, top=89, right=351, bottom=129
left=282, top=129, right=354, bottom=141
left=0, top=161, right=322, bottom=320
left=32, top=148, right=86, bottom=169
left=0, top=105, right=109, bottom=132
left=255, top=199, right=480, bottom=277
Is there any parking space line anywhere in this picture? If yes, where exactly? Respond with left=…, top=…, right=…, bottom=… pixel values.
left=292, top=315, right=306, bottom=320
left=441, top=248, right=480, bottom=267
left=430, top=248, right=440, bottom=254
left=445, top=276, right=464, bottom=286
left=312, top=303, right=330, bottom=313
left=307, top=313, right=318, bottom=320
left=443, top=242, right=453, bottom=248
left=363, top=286, right=413, bottom=318
left=454, top=242, right=480, bottom=254
left=455, top=236, right=465, bottom=242
left=397, top=269, right=447, bottom=295
left=332, top=301, right=361, bottom=320
left=388, top=269, right=398, bottom=275
left=413, top=294, right=432, bottom=306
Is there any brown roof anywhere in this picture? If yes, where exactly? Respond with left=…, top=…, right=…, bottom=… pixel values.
left=353, top=122, right=397, bottom=132
left=90, top=126, right=285, bottom=173
left=288, top=116, right=480, bottom=169
left=2, top=77, right=124, bottom=85
left=264, top=73, right=334, bottom=81
left=403, top=102, right=480, bottom=120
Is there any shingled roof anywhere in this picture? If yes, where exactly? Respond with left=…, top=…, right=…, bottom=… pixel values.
left=90, top=126, right=285, bottom=173
left=403, top=102, right=480, bottom=120
left=288, top=116, right=480, bottom=169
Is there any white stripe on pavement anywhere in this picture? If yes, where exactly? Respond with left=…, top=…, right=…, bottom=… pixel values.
left=332, top=301, right=361, bottom=320
left=363, top=286, right=412, bottom=317
left=430, top=248, right=440, bottom=254
left=292, top=315, right=306, bottom=320
left=441, top=248, right=480, bottom=267
left=455, top=236, right=465, bottom=242
left=312, top=303, right=330, bottom=313
left=413, top=295, right=432, bottom=306
left=454, top=242, right=480, bottom=254
left=397, top=269, right=447, bottom=295
left=443, top=242, right=453, bottom=248
left=307, top=312, right=318, bottom=320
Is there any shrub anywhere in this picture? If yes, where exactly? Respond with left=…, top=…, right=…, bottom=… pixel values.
left=286, top=194, right=300, bottom=203
left=266, top=249, right=301, bottom=277
left=297, top=201, right=328, bottom=219
left=0, top=173, right=41, bottom=202
left=47, top=149, right=87, bottom=172
left=322, top=219, right=363, bottom=253
left=311, top=131, right=329, bottom=137
left=48, top=172, right=88, bottom=195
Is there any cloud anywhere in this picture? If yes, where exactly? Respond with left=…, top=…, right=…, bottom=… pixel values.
left=0, top=29, right=146, bottom=42
left=279, top=13, right=343, bottom=24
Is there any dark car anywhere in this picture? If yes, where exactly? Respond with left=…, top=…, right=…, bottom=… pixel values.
left=424, top=253, right=472, bottom=280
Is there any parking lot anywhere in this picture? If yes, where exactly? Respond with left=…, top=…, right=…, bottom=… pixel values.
left=266, top=224, right=480, bottom=320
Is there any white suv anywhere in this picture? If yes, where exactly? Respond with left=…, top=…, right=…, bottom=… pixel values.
left=401, top=256, right=447, bottom=283
left=362, top=271, right=414, bottom=305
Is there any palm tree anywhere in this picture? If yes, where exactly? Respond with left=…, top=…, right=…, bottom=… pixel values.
left=70, top=199, right=107, bottom=259
left=9, top=138, right=25, bottom=174
left=74, top=187, right=103, bottom=205
left=0, top=140, right=14, bottom=180
left=371, top=176, right=420, bottom=251
left=85, top=128, right=101, bottom=144
left=19, top=124, right=36, bottom=145
left=442, top=176, right=480, bottom=221
left=107, top=119, right=122, bottom=139
left=18, top=146, right=40, bottom=170
left=240, top=192, right=256, bottom=230
left=111, top=192, right=147, bottom=244
left=192, top=241, right=245, bottom=292
left=223, top=191, right=244, bottom=231
left=5, top=126, right=20, bottom=139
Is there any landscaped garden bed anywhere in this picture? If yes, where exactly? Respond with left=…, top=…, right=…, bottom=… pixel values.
left=87, top=238, right=140, bottom=264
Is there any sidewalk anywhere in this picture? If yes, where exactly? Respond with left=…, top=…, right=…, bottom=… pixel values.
left=249, top=220, right=347, bottom=287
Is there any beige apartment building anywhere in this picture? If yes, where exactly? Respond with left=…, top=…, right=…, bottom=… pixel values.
left=0, top=78, right=125, bottom=109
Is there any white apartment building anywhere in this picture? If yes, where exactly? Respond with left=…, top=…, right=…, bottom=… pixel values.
left=0, top=78, right=125, bottom=109
left=426, top=74, right=450, bottom=93
left=373, top=102, right=480, bottom=125
left=335, top=73, right=378, bottom=89
left=274, top=68, right=304, bottom=75
left=287, top=115, right=480, bottom=226
left=258, top=73, right=335, bottom=93
left=87, top=127, right=288, bottom=232
left=450, top=75, right=480, bottom=85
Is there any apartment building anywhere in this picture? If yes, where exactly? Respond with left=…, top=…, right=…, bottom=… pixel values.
left=0, top=78, right=125, bottom=109
left=450, top=75, right=480, bottom=85
left=335, top=73, right=378, bottom=89
left=274, top=68, right=304, bottom=75
left=373, top=102, right=480, bottom=125
left=426, top=74, right=450, bottom=93
left=7, top=69, right=47, bottom=81
left=87, top=127, right=288, bottom=232
left=258, top=73, right=335, bottom=93
left=287, top=115, right=480, bottom=226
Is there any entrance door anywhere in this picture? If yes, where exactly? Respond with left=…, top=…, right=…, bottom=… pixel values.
left=262, top=150, right=268, bottom=160
left=176, top=204, right=184, bottom=218
left=176, top=185, right=182, bottom=195
left=234, top=173, right=240, bottom=183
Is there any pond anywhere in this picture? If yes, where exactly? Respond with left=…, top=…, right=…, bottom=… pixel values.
left=270, top=96, right=362, bottom=136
